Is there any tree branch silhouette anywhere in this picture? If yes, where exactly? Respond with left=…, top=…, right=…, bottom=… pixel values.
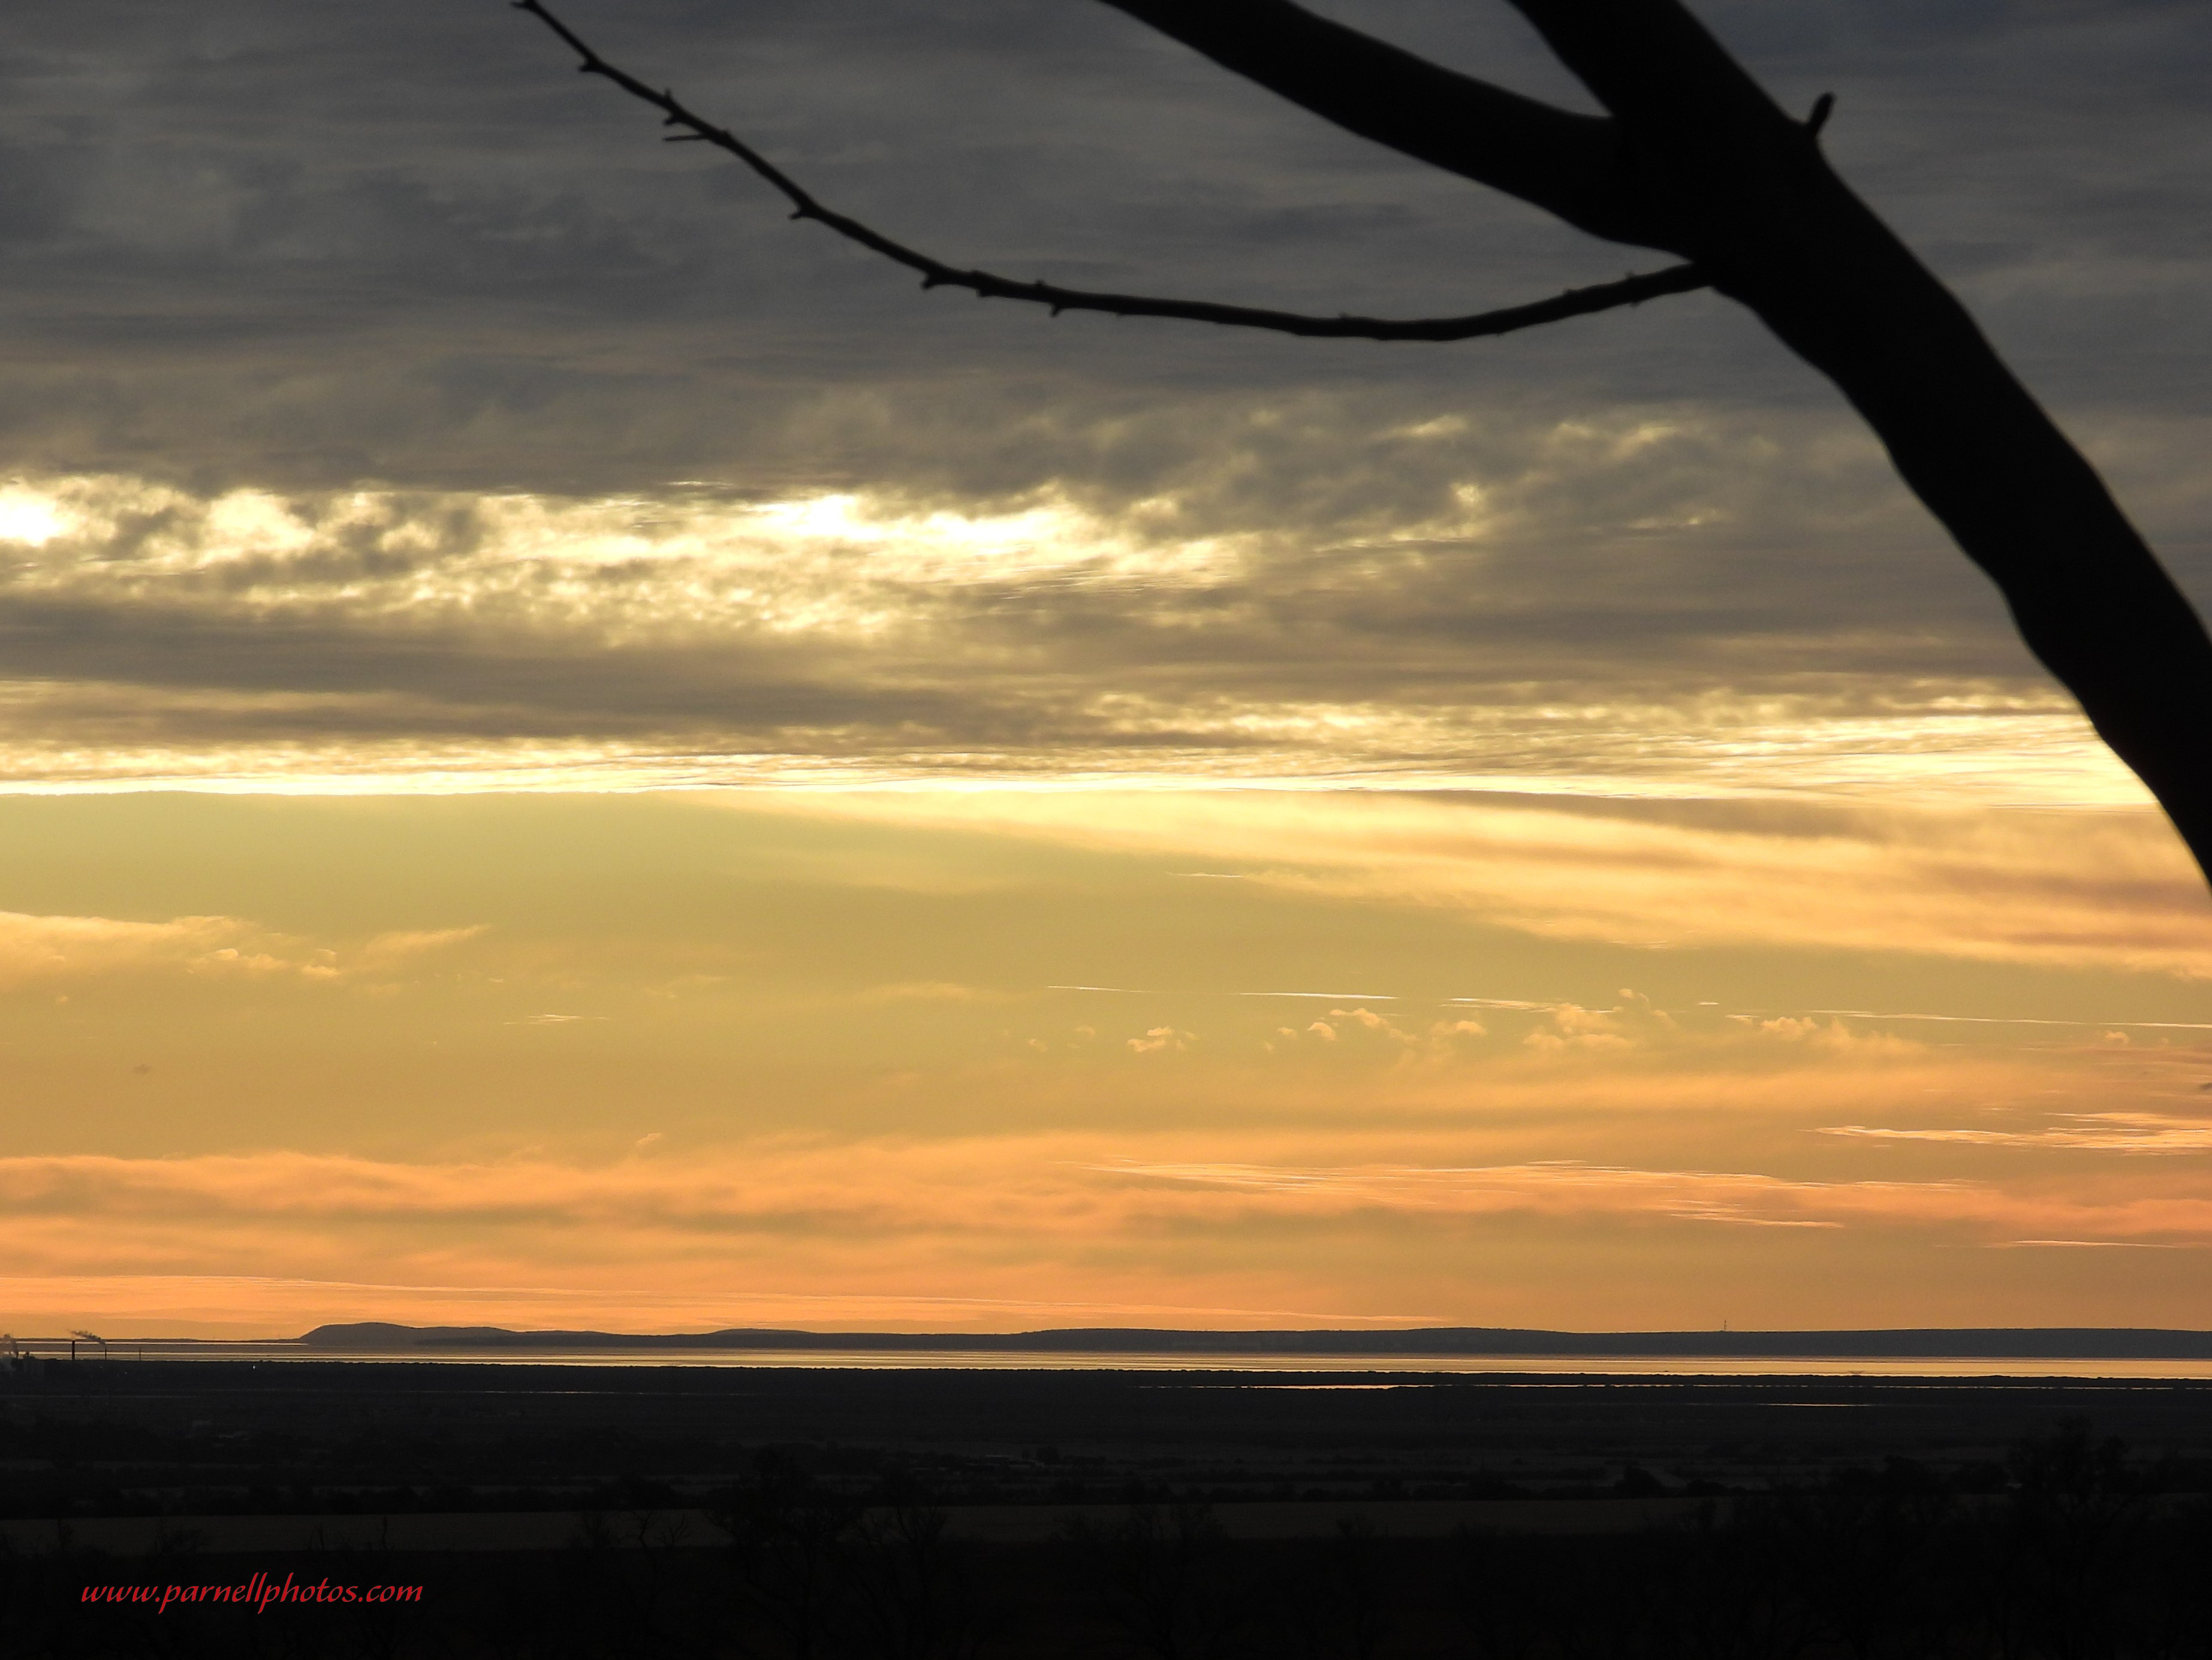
left=514, top=0, right=2212, bottom=889
left=512, top=0, right=1707, bottom=343
left=1104, top=0, right=2212, bottom=888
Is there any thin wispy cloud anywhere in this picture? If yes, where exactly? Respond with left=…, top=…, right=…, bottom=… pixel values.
left=1088, top=1157, right=1927, bottom=1230
left=794, top=791, right=2212, bottom=977
left=1820, top=1114, right=2212, bottom=1155
left=1239, top=991, right=1399, bottom=1001
left=1997, top=1241, right=2195, bottom=1251
left=1812, top=1010, right=2212, bottom=1032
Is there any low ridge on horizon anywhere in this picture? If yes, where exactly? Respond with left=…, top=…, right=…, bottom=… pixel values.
left=290, top=1322, right=2212, bottom=1359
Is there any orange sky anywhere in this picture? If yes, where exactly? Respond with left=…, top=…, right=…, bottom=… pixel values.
left=3, top=3, right=2210, bottom=1340
left=3, top=787, right=2207, bottom=1337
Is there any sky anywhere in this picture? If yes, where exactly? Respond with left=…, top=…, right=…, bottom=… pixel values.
left=1, top=0, right=2210, bottom=1338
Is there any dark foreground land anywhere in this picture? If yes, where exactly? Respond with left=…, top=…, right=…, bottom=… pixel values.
left=5, top=1357, right=2211, bottom=1656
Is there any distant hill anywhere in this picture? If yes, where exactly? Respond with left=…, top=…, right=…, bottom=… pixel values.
left=299, top=1323, right=2212, bottom=1359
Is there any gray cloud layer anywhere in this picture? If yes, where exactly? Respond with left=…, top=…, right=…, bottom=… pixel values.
left=0, top=2, right=2205, bottom=787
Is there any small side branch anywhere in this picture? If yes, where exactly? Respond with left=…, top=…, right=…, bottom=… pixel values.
left=512, top=0, right=1707, bottom=343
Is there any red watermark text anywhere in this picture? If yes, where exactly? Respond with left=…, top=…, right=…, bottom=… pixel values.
left=82, top=1571, right=424, bottom=1614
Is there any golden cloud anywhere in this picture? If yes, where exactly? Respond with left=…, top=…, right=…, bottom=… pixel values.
left=0, top=909, right=482, bottom=988
left=783, top=792, right=2212, bottom=976
left=0, top=910, right=275, bottom=988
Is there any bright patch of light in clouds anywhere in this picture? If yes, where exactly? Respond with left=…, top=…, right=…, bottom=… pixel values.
left=0, top=469, right=2154, bottom=804
left=0, top=487, right=68, bottom=548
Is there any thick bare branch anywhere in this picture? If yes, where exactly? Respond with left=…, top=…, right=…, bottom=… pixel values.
left=513, top=0, right=1704, bottom=343
left=1494, top=0, right=2212, bottom=877
left=1095, top=0, right=1671, bottom=250
left=1087, top=0, right=2212, bottom=882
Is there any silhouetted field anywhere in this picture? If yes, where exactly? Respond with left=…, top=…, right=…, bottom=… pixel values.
left=8, top=1357, right=2212, bottom=1655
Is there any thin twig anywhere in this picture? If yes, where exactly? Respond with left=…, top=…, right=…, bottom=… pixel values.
left=512, top=0, right=1709, bottom=342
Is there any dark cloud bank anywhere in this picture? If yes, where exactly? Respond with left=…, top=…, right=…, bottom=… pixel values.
left=0, top=1, right=2205, bottom=781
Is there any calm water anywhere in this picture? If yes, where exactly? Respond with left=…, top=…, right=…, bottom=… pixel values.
left=22, top=1342, right=2212, bottom=1380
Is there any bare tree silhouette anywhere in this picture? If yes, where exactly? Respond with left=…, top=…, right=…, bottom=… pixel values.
left=1993, top=1420, right=2148, bottom=1660
left=844, top=1473, right=992, bottom=1660
left=708, top=1451, right=860, bottom=1660
left=1057, top=1502, right=1249, bottom=1659
left=514, top=0, right=2212, bottom=888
